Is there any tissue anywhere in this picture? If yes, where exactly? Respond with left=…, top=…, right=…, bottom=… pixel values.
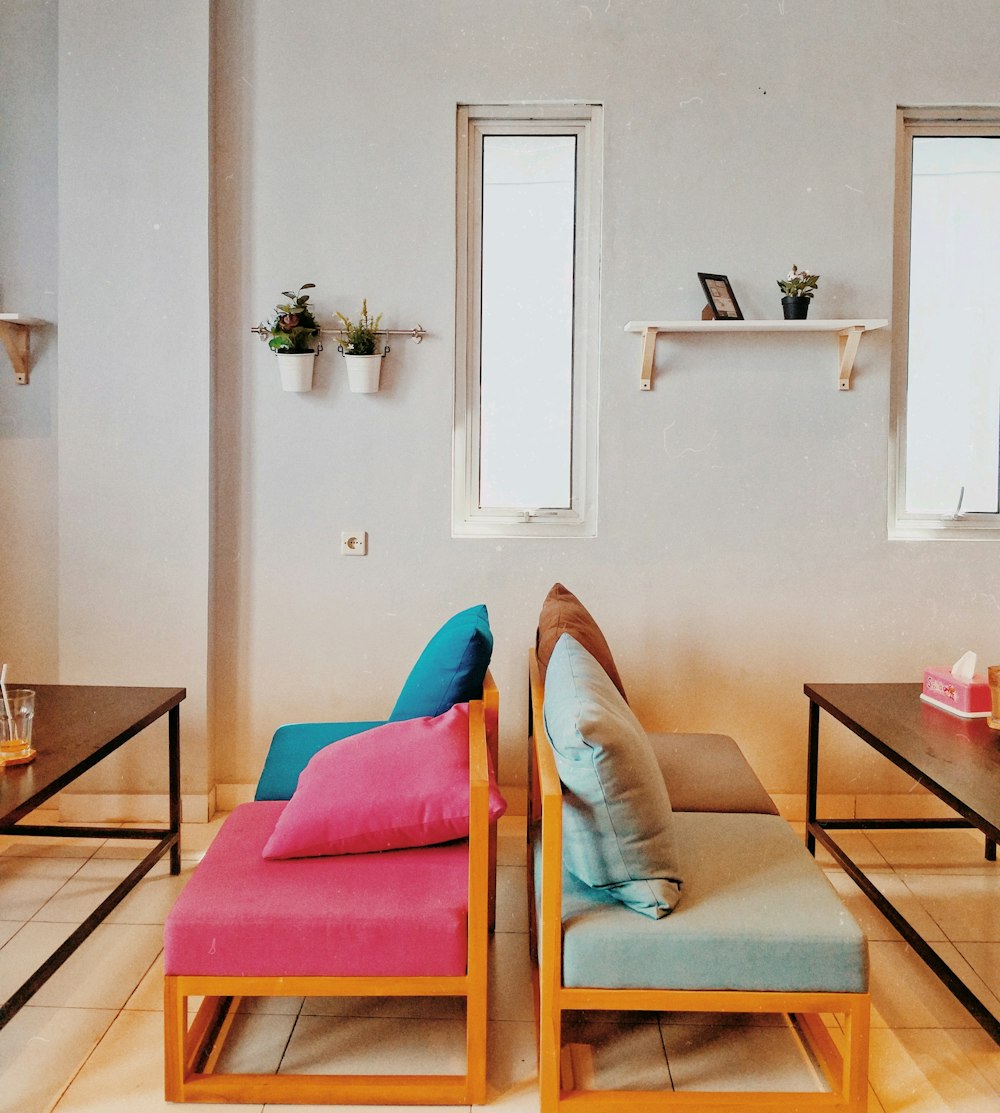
left=921, top=652, right=992, bottom=718
left=951, top=650, right=977, bottom=682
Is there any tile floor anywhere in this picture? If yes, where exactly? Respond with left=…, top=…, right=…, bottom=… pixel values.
left=2, top=813, right=1000, bottom=1111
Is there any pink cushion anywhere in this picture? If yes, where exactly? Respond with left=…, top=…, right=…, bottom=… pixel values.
left=164, top=802, right=469, bottom=977
left=262, top=702, right=506, bottom=860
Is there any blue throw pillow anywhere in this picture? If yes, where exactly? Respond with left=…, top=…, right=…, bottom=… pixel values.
left=388, top=604, right=493, bottom=721
left=543, top=634, right=683, bottom=918
left=255, top=720, right=385, bottom=800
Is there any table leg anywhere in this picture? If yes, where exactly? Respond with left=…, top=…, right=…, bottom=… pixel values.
left=168, top=704, right=181, bottom=874
left=987, top=838, right=997, bottom=863
left=806, top=699, right=820, bottom=856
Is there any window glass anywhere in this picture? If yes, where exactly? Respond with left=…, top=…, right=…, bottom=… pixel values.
left=480, top=135, right=576, bottom=510
left=905, top=137, right=1000, bottom=515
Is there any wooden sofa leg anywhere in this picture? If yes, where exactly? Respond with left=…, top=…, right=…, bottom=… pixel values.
left=844, top=998, right=871, bottom=1112
left=467, top=989, right=488, bottom=1103
left=538, top=1008, right=561, bottom=1113
left=163, top=977, right=186, bottom=1101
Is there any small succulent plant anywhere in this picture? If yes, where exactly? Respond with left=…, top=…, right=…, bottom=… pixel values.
left=777, top=265, right=819, bottom=299
left=335, top=299, right=383, bottom=355
left=268, top=283, right=320, bottom=353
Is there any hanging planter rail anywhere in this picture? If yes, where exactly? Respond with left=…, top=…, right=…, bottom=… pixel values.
left=251, top=324, right=428, bottom=346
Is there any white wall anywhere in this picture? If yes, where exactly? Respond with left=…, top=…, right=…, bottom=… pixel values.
left=4, top=1, right=1000, bottom=812
left=210, top=0, right=1000, bottom=802
left=0, top=0, right=59, bottom=680
left=57, top=0, right=212, bottom=798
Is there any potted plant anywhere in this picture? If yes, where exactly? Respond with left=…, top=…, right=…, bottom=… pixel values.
left=335, top=299, right=384, bottom=393
left=777, top=265, right=819, bottom=319
left=268, top=283, right=321, bottom=391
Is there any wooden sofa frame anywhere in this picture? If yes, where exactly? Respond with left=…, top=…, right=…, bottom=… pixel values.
left=163, top=672, right=498, bottom=1106
left=527, top=652, right=870, bottom=1113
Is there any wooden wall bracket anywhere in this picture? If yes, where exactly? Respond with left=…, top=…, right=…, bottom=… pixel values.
left=0, top=315, right=45, bottom=385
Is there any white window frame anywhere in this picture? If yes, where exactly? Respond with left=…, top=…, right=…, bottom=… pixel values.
left=453, top=103, right=602, bottom=538
left=889, top=106, right=1000, bottom=540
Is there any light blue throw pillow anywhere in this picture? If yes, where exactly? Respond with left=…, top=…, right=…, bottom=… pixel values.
left=543, top=634, right=683, bottom=918
left=388, top=604, right=493, bottom=722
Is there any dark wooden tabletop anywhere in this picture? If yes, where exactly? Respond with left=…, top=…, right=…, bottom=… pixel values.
left=805, top=682, right=1000, bottom=832
left=0, top=683, right=185, bottom=826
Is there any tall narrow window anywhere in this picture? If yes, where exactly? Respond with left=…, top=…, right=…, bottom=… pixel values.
left=454, top=104, right=602, bottom=537
left=890, top=108, right=1000, bottom=539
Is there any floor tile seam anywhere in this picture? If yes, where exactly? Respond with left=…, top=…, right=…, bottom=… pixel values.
left=274, top=1004, right=301, bottom=1078
left=48, top=1005, right=127, bottom=1113
left=891, top=866, right=1000, bottom=877
left=845, top=861, right=973, bottom=947
left=868, top=1018, right=981, bottom=1030
left=653, top=1018, right=678, bottom=1092
left=854, top=832, right=892, bottom=871
left=24, top=857, right=111, bottom=921
left=0, top=844, right=104, bottom=856
left=948, top=937, right=1000, bottom=1010
left=865, top=1025, right=1000, bottom=1103
left=26, top=914, right=94, bottom=925
left=936, top=934, right=1000, bottom=943
left=28, top=904, right=168, bottom=925
left=24, top=1000, right=129, bottom=1012
left=884, top=1022, right=1000, bottom=1032
left=43, top=1010, right=120, bottom=1113
left=128, top=948, right=164, bottom=1010
left=0, top=919, right=68, bottom=957
left=890, top=871, right=975, bottom=946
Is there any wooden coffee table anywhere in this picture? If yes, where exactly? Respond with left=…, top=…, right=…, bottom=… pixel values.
left=0, top=683, right=184, bottom=1027
left=805, top=681, right=1000, bottom=1043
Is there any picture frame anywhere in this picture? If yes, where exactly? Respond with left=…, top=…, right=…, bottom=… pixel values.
left=697, top=273, right=743, bottom=320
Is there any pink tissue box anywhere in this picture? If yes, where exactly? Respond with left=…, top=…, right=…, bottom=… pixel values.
left=920, top=666, right=992, bottom=718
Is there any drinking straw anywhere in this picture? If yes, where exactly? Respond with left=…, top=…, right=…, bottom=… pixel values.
left=0, top=662, right=13, bottom=738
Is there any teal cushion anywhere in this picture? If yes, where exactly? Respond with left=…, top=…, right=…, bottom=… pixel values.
left=388, top=604, right=493, bottom=722
left=546, top=811, right=869, bottom=993
left=543, top=634, right=683, bottom=918
left=254, top=721, right=384, bottom=800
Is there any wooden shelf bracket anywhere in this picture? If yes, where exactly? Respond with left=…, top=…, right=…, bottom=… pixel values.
left=837, top=325, right=864, bottom=391
left=0, top=316, right=46, bottom=385
left=639, top=326, right=658, bottom=391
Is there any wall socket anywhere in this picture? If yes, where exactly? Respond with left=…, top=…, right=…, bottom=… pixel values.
left=340, top=530, right=368, bottom=556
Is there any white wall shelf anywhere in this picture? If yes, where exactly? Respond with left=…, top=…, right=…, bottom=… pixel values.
left=0, top=314, right=46, bottom=384
left=624, top=318, right=889, bottom=392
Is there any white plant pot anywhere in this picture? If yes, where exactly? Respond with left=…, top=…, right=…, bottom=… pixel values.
left=344, top=353, right=382, bottom=394
left=276, top=351, right=316, bottom=392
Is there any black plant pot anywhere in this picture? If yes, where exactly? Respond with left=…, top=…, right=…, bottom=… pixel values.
left=781, top=295, right=810, bottom=320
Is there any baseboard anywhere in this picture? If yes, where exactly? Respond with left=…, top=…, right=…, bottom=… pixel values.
left=500, top=784, right=527, bottom=817
left=57, top=787, right=216, bottom=824
left=53, top=782, right=526, bottom=823
left=770, top=792, right=959, bottom=823
left=216, top=783, right=256, bottom=811
left=50, top=788, right=959, bottom=826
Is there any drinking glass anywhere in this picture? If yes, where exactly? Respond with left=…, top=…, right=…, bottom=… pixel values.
left=1, top=688, right=35, bottom=763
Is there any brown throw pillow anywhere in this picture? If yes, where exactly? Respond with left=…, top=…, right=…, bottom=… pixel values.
left=536, top=583, right=628, bottom=702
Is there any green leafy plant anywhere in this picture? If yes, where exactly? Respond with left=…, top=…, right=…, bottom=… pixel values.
left=268, top=283, right=320, bottom=353
left=777, top=265, right=819, bottom=299
left=335, top=299, right=383, bottom=355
